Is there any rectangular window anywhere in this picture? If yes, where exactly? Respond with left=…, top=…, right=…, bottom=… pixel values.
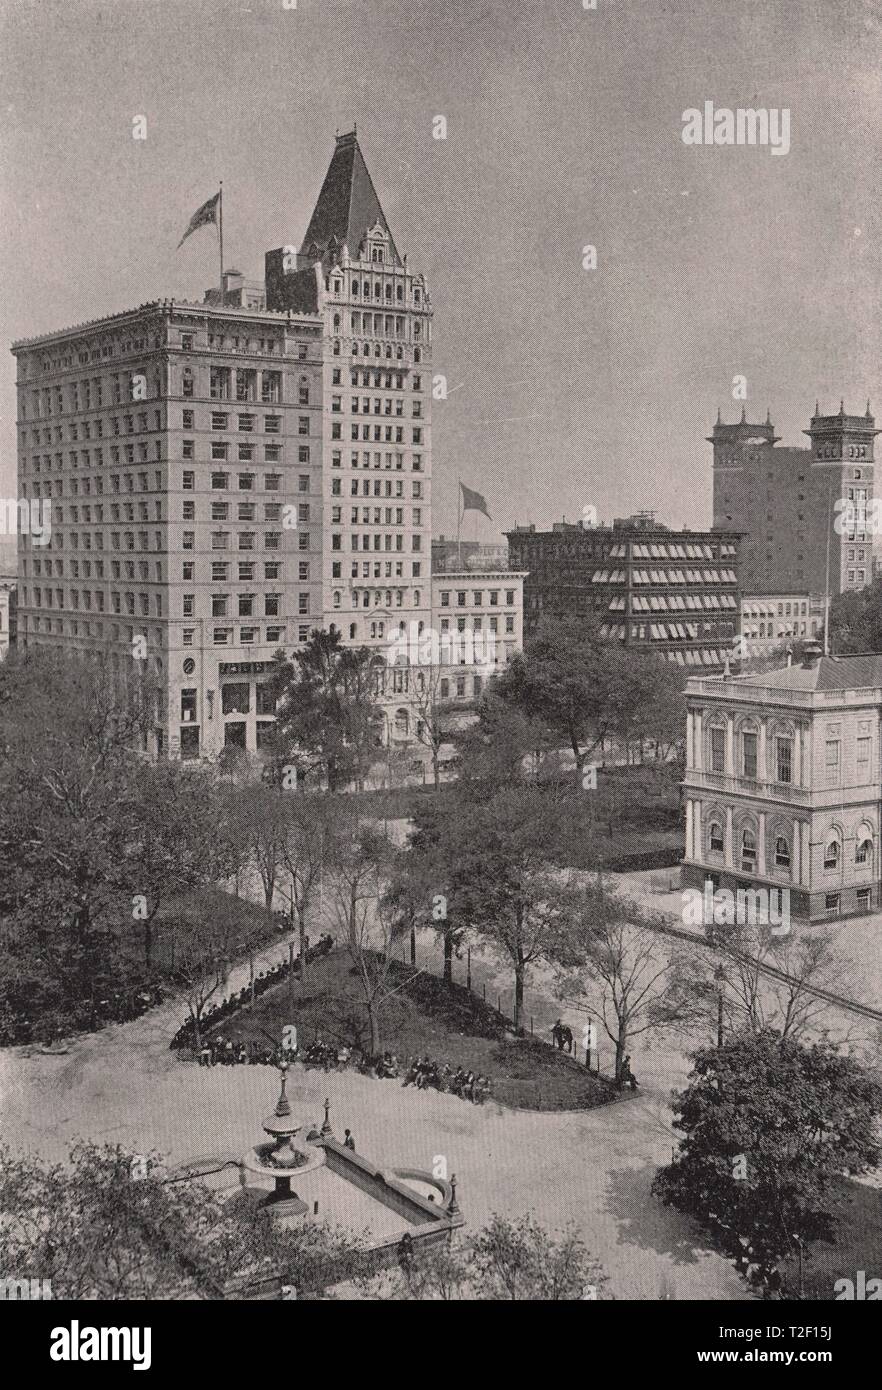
left=776, top=738, right=792, bottom=784
left=742, top=732, right=757, bottom=779
left=710, top=727, right=725, bottom=773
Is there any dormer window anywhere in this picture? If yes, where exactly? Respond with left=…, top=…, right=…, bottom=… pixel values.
left=372, top=247, right=383, bottom=263
left=333, top=279, right=342, bottom=293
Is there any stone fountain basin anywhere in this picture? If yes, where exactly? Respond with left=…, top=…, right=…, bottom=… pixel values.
left=241, top=1141, right=327, bottom=1183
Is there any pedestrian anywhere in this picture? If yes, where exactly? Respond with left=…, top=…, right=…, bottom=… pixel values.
left=343, top=1129, right=355, bottom=1152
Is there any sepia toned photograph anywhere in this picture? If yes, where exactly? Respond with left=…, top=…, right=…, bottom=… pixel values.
left=0, top=0, right=880, bottom=1354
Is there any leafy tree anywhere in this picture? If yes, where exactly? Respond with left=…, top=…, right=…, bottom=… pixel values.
left=0, top=1141, right=363, bottom=1300
left=828, top=574, right=882, bottom=655
left=270, top=630, right=385, bottom=791
left=493, top=617, right=684, bottom=777
left=410, top=781, right=573, bottom=1026
left=0, top=649, right=237, bottom=1032
left=376, top=1214, right=609, bottom=1301
left=653, top=1031, right=882, bottom=1291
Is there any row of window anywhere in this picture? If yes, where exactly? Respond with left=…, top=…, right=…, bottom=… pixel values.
left=332, top=370, right=422, bottom=391
left=332, top=450, right=423, bottom=472
left=336, top=478, right=421, bottom=498
left=336, top=533, right=422, bottom=553
left=707, top=822, right=874, bottom=873
left=439, top=589, right=518, bottom=608
left=182, top=502, right=284, bottom=522
left=332, top=395, right=421, bottom=418
left=332, top=423, right=424, bottom=444
left=184, top=594, right=291, bottom=618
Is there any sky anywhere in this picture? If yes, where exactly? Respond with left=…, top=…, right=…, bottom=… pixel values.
left=1, top=0, right=880, bottom=550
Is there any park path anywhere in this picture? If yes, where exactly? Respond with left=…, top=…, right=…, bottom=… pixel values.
left=0, top=871, right=752, bottom=1299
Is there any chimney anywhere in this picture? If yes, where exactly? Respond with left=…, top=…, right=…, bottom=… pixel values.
left=801, top=640, right=823, bottom=670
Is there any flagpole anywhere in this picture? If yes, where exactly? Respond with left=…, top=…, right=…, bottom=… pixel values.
left=456, top=476, right=462, bottom=568
left=218, top=183, right=224, bottom=297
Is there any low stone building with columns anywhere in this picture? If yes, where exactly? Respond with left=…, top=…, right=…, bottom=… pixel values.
left=682, top=645, right=882, bottom=922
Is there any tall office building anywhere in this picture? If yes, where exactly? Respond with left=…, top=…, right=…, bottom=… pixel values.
left=12, top=131, right=433, bottom=758
left=710, top=403, right=877, bottom=599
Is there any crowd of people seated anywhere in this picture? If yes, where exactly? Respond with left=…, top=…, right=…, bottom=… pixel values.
left=170, top=933, right=334, bottom=1052
left=401, top=1056, right=491, bottom=1103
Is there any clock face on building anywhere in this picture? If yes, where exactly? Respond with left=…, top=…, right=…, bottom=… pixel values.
left=183, top=658, right=196, bottom=675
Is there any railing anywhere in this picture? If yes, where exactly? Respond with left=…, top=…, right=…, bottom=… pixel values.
left=685, top=769, right=811, bottom=804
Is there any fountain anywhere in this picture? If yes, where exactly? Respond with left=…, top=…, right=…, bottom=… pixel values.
left=241, top=1062, right=323, bottom=1213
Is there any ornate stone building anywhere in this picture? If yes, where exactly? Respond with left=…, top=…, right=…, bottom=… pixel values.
left=12, top=131, right=436, bottom=758
left=682, top=647, right=882, bottom=921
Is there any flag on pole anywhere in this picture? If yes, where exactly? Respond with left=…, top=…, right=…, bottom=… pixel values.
left=177, top=191, right=221, bottom=249
left=460, top=482, right=492, bottom=520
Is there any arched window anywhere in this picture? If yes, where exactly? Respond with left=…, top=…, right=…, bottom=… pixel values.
left=414, top=348, right=422, bottom=363
left=332, top=590, right=341, bottom=609
left=396, top=284, right=403, bottom=302
left=775, top=836, right=791, bottom=868
left=385, top=284, right=392, bottom=301
left=394, top=708, right=409, bottom=736
left=352, top=281, right=360, bottom=296
left=824, top=838, right=840, bottom=870
left=855, top=837, right=873, bottom=865
left=182, top=368, right=194, bottom=398
left=333, top=340, right=340, bottom=356
left=741, top=829, right=756, bottom=871
left=333, top=313, right=341, bottom=330
left=708, top=821, right=724, bottom=853
left=413, top=589, right=421, bottom=606
left=349, top=623, right=357, bottom=640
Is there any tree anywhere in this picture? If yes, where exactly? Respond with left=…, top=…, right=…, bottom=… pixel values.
left=653, top=1031, right=882, bottom=1291
left=171, top=898, right=263, bottom=1048
left=0, top=1141, right=364, bottom=1300
left=493, top=617, right=684, bottom=777
left=277, top=791, right=335, bottom=986
left=707, top=920, right=867, bottom=1048
left=828, top=574, right=882, bottom=655
left=326, top=808, right=402, bottom=1056
left=409, top=663, right=458, bottom=790
left=416, top=781, right=574, bottom=1027
left=555, top=876, right=706, bottom=1082
left=374, top=1214, right=609, bottom=1301
left=0, top=649, right=237, bottom=1034
left=270, top=630, right=385, bottom=791
left=118, top=761, right=242, bottom=970
left=468, top=1214, right=608, bottom=1300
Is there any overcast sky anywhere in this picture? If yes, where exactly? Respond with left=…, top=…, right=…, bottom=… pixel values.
left=1, top=0, right=880, bottom=545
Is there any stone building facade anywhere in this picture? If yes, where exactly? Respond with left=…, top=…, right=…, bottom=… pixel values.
left=682, top=649, right=882, bottom=921
left=12, top=131, right=437, bottom=760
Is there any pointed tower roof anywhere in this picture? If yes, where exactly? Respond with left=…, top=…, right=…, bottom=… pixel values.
left=301, top=131, right=402, bottom=266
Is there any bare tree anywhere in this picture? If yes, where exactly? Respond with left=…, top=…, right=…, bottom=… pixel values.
left=557, top=876, right=706, bottom=1082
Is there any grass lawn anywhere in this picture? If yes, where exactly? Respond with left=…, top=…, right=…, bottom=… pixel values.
left=208, top=948, right=616, bottom=1113
left=779, top=1179, right=882, bottom=1299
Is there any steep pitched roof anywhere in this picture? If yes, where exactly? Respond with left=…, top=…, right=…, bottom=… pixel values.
left=301, top=131, right=401, bottom=265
